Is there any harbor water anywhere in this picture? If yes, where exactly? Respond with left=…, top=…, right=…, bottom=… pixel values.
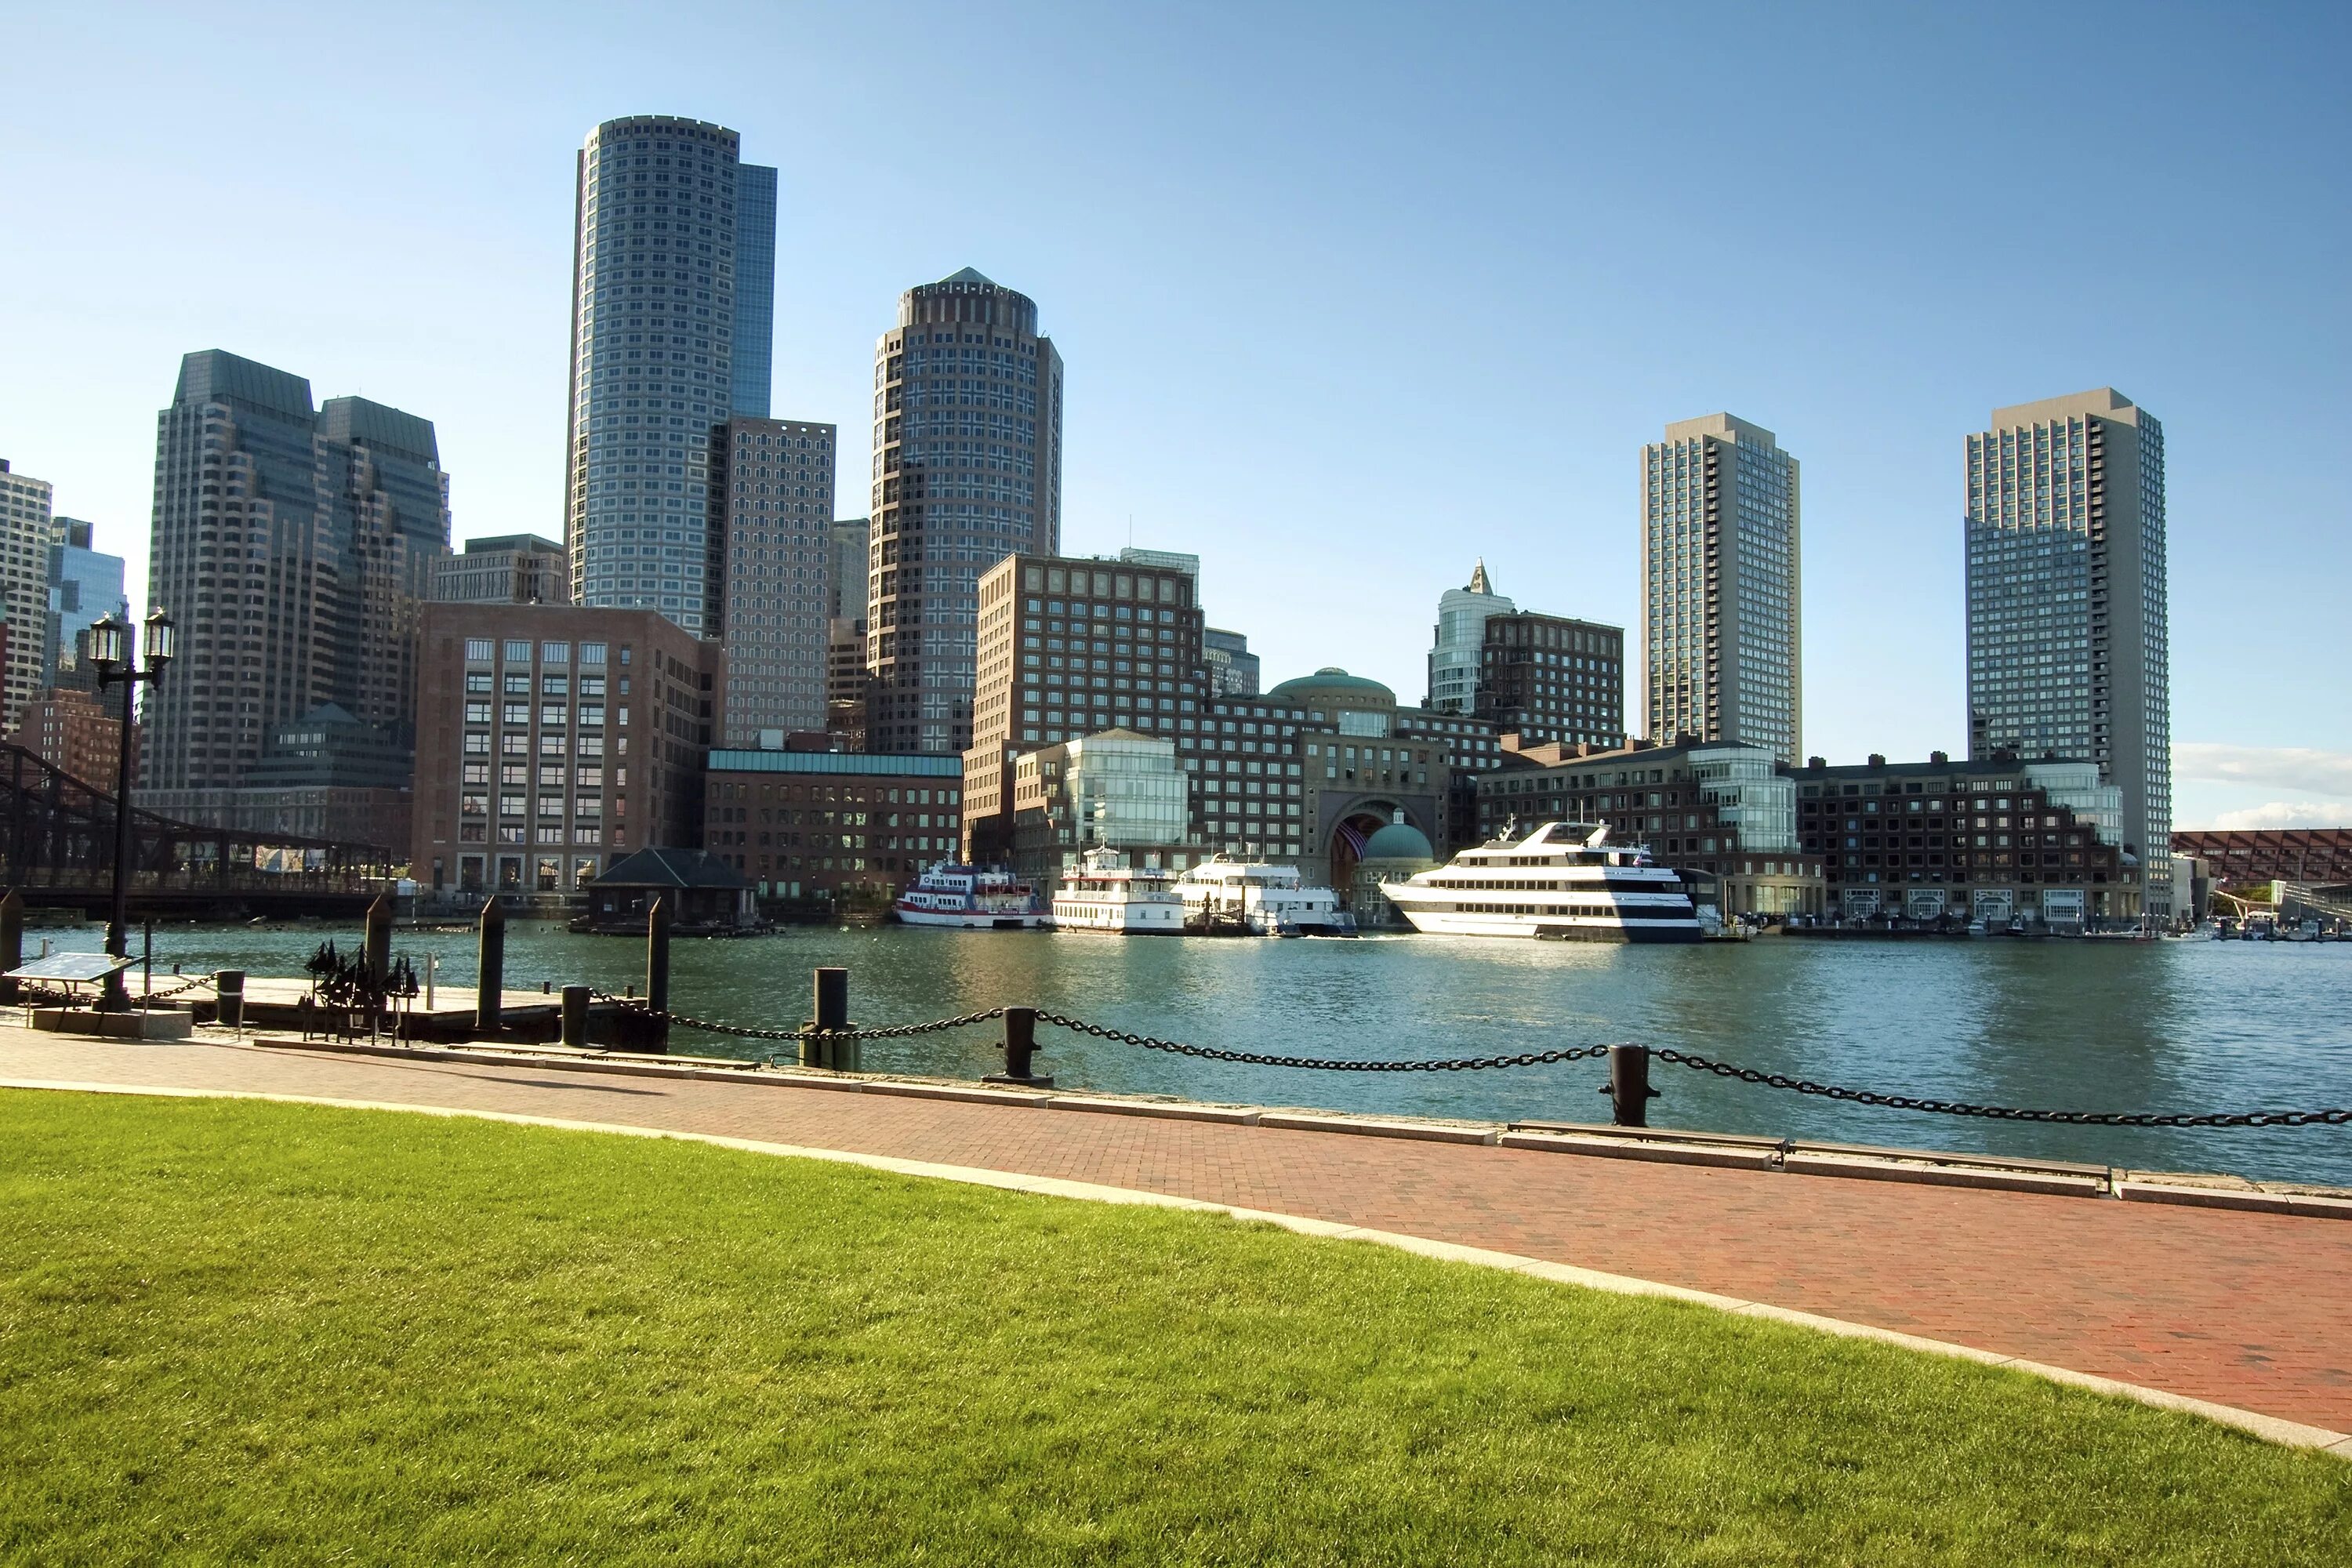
left=42, top=921, right=2352, bottom=1187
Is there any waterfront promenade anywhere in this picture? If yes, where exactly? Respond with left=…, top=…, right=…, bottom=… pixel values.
left=4, top=1023, right=2349, bottom=1448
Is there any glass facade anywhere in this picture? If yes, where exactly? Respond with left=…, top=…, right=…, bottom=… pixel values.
left=566, top=116, right=779, bottom=634
left=1063, top=731, right=1189, bottom=848
left=46, top=521, right=128, bottom=688
left=1426, top=560, right=1511, bottom=713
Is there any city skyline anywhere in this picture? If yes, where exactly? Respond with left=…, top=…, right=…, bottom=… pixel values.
left=4, top=4, right=2347, bottom=829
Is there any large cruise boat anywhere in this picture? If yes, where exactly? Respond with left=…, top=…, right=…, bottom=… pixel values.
left=1051, top=847, right=1186, bottom=935
left=1177, top=856, right=1356, bottom=936
left=893, top=864, right=1047, bottom=930
left=1379, top=821, right=1703, bottom=942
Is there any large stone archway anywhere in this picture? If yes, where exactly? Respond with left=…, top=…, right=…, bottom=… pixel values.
left=1324, top=797, right=1435, bottom=893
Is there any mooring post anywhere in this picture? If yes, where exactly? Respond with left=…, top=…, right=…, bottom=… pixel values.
left=216, top=971, right=246, bottom=1034
left=806, top=965, right=851, bottom=1072
left=985, top=1005, right=1052, bottom=1088
left=561, top=985, right=590, bottom=1050
left=475, top=896, right=505, bottom=1040
left=0, top=887, right=22, bottom=1005
left=645, top=895, right=671, bottom=1053
left=365, top=891, right=392, bottom=1034
left=1603, top=1044, right=1660, bottom=1127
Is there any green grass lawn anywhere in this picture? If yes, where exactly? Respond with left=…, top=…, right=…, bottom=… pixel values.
left=0, top=1092, right=2344, bottom=1566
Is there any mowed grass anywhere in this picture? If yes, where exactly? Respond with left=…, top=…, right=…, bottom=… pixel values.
left=0, top=1094, right=2344, bottom=1566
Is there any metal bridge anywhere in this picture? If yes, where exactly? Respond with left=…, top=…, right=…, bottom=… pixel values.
left=0, top=743, right=397, bottom=919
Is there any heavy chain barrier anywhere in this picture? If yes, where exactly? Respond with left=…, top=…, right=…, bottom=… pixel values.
left=1650, top=1047, right=2352, bottom=1129
left=588, top=988, right=1004, bottom=1044
left=1038, top=1011, right=1617, bottom=1073
left=144, top=971, right=213, bottom=1003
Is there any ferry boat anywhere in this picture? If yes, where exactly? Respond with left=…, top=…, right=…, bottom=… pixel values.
left=893, top=863, right=1047, bottom=930
left=1378, top=821, right=1703, bottom=943
left=1176, top=855, right=1357, bottom=936
left=1051, top=847, right=1186, bottom=935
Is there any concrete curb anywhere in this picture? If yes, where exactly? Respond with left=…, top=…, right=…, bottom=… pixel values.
left=1254, top=1111, right=1498, bottom=1145
left=4, top=1073, right=2345, bottom=1461
left=1782, top=1150, right=2110, bottom=1198
left=1500, top=1129, right=1779, bottom=1171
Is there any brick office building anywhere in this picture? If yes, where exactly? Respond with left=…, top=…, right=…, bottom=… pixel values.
left=14, top=686, right=131, bottom=787
left=411, top=603, right=720, bottom=902
left=1476, top=611, right=1624, bottom=750
left=703, top=748, right=962, bottom=901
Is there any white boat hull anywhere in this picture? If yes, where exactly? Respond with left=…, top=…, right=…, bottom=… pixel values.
left=895, top=906, right=1048, bottom=930
left=1051, top=897, right=1185, bottom=935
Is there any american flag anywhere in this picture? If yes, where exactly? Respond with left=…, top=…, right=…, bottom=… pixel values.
left=1337, top=821, right=1368, bottom=856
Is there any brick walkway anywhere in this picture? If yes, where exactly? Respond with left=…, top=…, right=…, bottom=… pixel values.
left=5, top=1027, right=2350, bottom=1437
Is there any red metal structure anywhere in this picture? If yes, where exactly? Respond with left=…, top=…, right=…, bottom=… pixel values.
left=2171, top=828, right=2352, bottom=887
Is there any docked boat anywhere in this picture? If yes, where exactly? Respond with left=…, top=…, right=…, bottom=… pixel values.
left=1051, top=847, right=1185, bottom=935
left=893, top=863, right=1047, bottom=930
left=1176, top=855, right=1356, bottom=936
left=1378, top=821, right=1703, bottom=943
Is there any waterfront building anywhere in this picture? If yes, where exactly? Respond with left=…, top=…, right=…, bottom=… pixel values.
left=1479, top=735, right=1825, bottom=919
left=0, top=459, right=55, bottom=735
left=1966, top=389, right=2171, bottom=914
left=13, top=686, right=129, bottom=786
left=1425, top=559, right=1512, bottom=714
left=703, top=747, right=963, bottom=901
left=1794, top=750, right=2133, bottom=924
left=144, top=350, right=450, bottom=799
left=1348, top=818, right=1438, bottom=930
left=2169, top=828, right=2352, bottom=891
left=1202, top=627, right=1260, bottom=696
left=431, top=535, right=568, bottom=604
left=42, top=519, right=127, bottom=694
left=866, top=268, right=1064, bottom=754
left=1476, top=611, right=1624, bottom=750
left=1641, top=415, right=1802, bottom=764
left=410, top=602, right=720, bottom=902
left=1010, top=729, right=1192, bottom=885
left=710, top=416, right=836, bottom=746
left=565, top=114, right=779, bottom=631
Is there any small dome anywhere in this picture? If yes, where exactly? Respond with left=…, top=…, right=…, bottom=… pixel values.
left=1361, top=822, right=1434, bottom=861
left=1265, top=666, right=1397, bottom=702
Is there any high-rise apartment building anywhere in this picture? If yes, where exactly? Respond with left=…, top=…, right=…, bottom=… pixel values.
left=432, top=535, right=569, bottom=604
left=1203, top=627, right=1261, bottom=696
left=1965, top=388, right=2170, bottom=906
left=868, top=268, right=1064, bottom=753
left=43, top=519, right=127, bottom=691
left=564, top=115, right=779, bottom=633
left=1641, top=415, right=1801, bottom=764
left=144, top=350, right=450, bottom=796
left=1476, top=612, right=1624, bottom=749
left=0, top=459, right=55, bottom=733
left=1425, top=560, right=1511, bottom=713
left=709, top=416, right=835, bottom=745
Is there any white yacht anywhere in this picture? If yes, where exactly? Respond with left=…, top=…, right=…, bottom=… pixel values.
left=1177, top=856, right=1357, bottom=936
left=1051, top=847, right=1186, bottom=935
left=893, top=863, right=1047, bottom=930
left=1380, top=821, right=1703, bottom=943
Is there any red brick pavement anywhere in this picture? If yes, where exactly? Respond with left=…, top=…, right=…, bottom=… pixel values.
left=4, top=1029, right=2349, bottom=1435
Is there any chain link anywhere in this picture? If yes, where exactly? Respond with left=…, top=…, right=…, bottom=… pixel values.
left=588, top=989, right=1004, bottom=1044
left=1036, top=1011, right=1617, bottom=1073
left=1650, top=1047, right=2352, bottom=1129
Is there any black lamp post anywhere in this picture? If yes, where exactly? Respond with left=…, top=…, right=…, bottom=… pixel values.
left=88, top=609, right=175, bottom=1011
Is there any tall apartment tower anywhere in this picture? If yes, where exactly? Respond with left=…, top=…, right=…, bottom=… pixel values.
left=145, top=350, right=450, bottom=794
left=1426, top=559, right=1512, bottom=713
left=564, top=114, right=779, bottom=633
left=1640, top=414, right=1802, bottom=764
left=0, top=459, right=56, bottom=732
left=708, top=416, right=836, bottom=744
left=867, top=268, right=1064, bottom=753
left=1965, top=388, right=2170, bottom=903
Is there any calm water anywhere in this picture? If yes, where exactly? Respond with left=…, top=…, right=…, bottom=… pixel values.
left=43, top=920, right=2352, bottom=1186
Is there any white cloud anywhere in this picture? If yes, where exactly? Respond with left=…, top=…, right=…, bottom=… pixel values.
left=2208, top=801, right=2352, bottom=831
left=2174, top=743, right=2352, bottom=795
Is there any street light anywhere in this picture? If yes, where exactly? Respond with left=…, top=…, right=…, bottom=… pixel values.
left=89, top=609, right=174, bottom=1011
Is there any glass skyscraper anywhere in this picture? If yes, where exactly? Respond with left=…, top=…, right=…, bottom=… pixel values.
left=1965, top=388, right=2171, bottom=909
left=43, top=518, right=128, bottom=691
left=1641, top=414, right=1802, bottom=764
left=564, top=114, right=779, bottom=633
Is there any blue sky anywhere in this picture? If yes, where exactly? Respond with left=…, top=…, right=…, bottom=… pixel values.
left=4, top=2, right=2347, bottom=828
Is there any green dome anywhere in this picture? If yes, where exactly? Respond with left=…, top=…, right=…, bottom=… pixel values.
left=1361, top=822, right=1434, bottom=861
left=1265, top=666, right=1396, bottom=703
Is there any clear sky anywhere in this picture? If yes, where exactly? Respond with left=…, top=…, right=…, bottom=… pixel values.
left=5, top=2, right=2347, bottom=829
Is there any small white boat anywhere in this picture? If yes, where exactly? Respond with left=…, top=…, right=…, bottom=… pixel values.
left=1177, top=855, right=1356, bottom=936
left=894, top=863, right=1047, bottom=930
left=1051, top=847, right=1185, bottom=935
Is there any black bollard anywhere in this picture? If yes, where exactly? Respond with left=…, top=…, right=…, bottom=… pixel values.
left=804, top=966, right=852, bottom=1072
left=216, top=971, right=246, bottom=1033
left=1602, top=1044, right=1661, bottom=1127
left=985, top=1006, right=1053, bottom=1088
left=364, top=891, right=393, bottom=1007
left=476, top=896, right=505, bottom=1040
left=645, top=895, right=670, bottom=1054
left=0, top=887, right=21, bottom=1005
left=561, top=985, right=590, bottom=1050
